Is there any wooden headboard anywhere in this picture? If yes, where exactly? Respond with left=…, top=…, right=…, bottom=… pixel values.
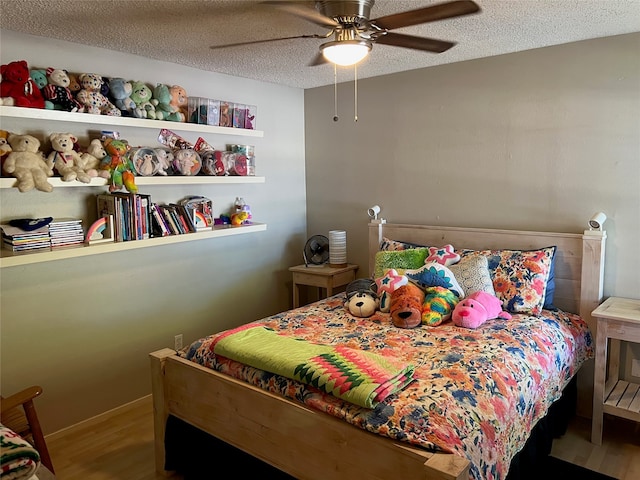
left=368, top=222, right=606, bottom=417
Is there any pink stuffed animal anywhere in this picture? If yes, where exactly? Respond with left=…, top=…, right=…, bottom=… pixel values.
left=452, top=291, right=512, bottom=329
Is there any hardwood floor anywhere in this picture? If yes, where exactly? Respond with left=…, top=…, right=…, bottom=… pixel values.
left=46, top=396, right=639, bottom=480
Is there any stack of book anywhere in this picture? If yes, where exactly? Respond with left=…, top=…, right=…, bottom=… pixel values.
left=49, top=218, right=84, bottom=248
left=0, top=224, right=51, bottom=252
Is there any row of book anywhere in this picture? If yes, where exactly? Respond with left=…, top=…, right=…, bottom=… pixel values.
left=96, top=193, right=207, bottom=242
left=1, top=218, right=83, bottom=252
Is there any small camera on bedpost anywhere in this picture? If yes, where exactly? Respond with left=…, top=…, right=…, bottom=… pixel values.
left=585, top=211, right=606, bottom=236
left=367, top=205, right=386, bottom=224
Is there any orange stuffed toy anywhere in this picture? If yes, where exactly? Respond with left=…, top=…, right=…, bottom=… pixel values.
left=390, top=283, right=425, bottom=329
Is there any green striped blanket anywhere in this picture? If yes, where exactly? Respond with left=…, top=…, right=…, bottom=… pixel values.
left=213, top=326, right=415, bottom=408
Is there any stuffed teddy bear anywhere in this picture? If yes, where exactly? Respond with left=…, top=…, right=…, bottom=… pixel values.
left=30, top=69, right=55, bottom=110
left=42, top=68, right=84, bottom=112
left=452, top=291, right=512, bottom=329
left=375, top=268, right=408, bottom=313
left=421, top=286, right=459, bottom=326
left=152, top=83, right=182, bottom=122
left=0, top=129, right=13, bottom=174
left=4, top=134, right=54, bottom=192
left=80, top=139, right=108, bottom=178
left=168, top=85, right=188, bottom=122
left=47, top=133, right=91, bottom=183
left=108, top=77, right=136, bottom=116
left=67, top=72, right=82, bottom=95
left=0, top=60, right=45, bottom=108
left=130, top=81, right=156, bottom=119
left=76, top=73, right=121, bottom=116
left=390, top=283, right=425, bottom=329
left=345, top=278, right=379, bottom=318
left=100, top=137, right=137, bottom=193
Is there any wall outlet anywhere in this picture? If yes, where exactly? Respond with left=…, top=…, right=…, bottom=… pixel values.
left=632, top=359, right=640, bottom=378
left=174, top=334, right=183, bottom=351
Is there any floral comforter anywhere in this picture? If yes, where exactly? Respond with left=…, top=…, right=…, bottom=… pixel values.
left=182, top=295, right=593, bottom=480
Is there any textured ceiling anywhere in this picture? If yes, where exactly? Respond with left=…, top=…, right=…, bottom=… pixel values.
left=1, top=0, right=639, bottom=89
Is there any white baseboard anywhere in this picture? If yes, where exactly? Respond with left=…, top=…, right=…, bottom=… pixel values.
left=45, top=394, right=151, bottom=441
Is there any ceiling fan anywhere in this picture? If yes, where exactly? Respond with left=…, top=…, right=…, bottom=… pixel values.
left=210, top=0, right=481, bottom=67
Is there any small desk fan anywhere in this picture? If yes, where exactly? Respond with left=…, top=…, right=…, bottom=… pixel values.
left=303, top=235, right=330, bottom=267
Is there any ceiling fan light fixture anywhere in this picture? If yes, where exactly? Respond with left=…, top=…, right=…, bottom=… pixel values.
left=321, top=40, right=371, bottom=66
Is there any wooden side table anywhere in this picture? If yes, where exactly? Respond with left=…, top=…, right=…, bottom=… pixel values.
left=289, top=264, right=359, bottom=308
left=591, top=296, right=640, bottom=445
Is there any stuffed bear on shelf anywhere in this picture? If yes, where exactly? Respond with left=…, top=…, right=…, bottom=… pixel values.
left=42, top=68, right=84, bottom=112
left=48, top=132, right=91, bottom=183
left=4, top=134, right=54, bottom=192
left=0, top=60, right=45, bottom=108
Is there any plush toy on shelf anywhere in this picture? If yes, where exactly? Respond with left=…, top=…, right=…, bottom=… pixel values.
left=30, top=69, right=55, bottom=110
left=0, top=129, right=13, bottom=174
left=452, top=291, right=512, bottom=329
left=47, top=132, right=91, bottom=183
left=108, top=77, right=135, bottom=116
left=152, top=83, right=183, bottom=122
left=42, top=68, right=84, bottom=112
left=130, top=81, right=156, bottom=119
left=76, top=73, right=121, bottom=116
left=0, top=60, right=45, bottom=108
left=168, top=85, right=188, bottom=122
left=100, top=137, right=137, bottom=193
left=80, top=138, right=108, bottom=178
left=4, top=134, right=54, bottom=192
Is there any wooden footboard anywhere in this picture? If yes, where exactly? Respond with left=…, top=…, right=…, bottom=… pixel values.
left=150, top=348, right=470, bottom=480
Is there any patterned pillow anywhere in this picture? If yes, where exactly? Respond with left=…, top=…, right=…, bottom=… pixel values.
left=379, top=236, right=426, bottom=251
left=374, top=248, right=429, bottom=278
left=449, top=255, right=495, bottom=296
left=459, top=247, right=556, bottom=315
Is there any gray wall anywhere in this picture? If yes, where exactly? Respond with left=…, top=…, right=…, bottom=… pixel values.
left=304, top=33, right=640, bottom=375
left=0, top=30, right=308, bottom=433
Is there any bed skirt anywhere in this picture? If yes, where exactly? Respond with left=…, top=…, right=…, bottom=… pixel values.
left=164, top=376, right=577, bottom=480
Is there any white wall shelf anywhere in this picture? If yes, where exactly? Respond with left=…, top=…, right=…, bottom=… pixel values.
left=0, top=223, right=267, bottom=268
left=0, top=105, right=264, bottom=137
left=1, top=105, right=268, bottom=266
left=0, top=176, right=265, bottom=189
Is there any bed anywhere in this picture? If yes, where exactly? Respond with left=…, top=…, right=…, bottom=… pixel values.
left=150, top=221, right=606, bottom=480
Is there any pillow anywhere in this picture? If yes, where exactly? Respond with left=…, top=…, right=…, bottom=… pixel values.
left=374, top=248, right=429, bottom=278
left=459, top=246, right=556, bottom=315
left=449, top=255, right=496, bottom=296
left=379, top=236, right=425, bottom=251
left=543, top=249, right=557, bottom=310
left=405, top=262, right=465, bottom=298
left=425, top=244, right=460, bottom=266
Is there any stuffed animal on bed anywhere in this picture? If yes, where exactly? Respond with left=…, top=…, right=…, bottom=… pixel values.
left=421, top=286, right=459, bottom=326
left=390, top=283, right=425, bottom=329
left=345, top=278, right=378, bottom=317
left=452, top=291, right=512, bottom=329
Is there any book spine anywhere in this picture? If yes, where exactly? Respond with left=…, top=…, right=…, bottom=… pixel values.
left=150, top=203, right=170, bottom=237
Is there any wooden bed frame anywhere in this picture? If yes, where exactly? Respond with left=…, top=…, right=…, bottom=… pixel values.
left=150, top=222, right=606, bottom=480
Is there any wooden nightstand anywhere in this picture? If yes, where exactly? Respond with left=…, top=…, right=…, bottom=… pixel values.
left=289, top=264, right=359, bottom=308
left=591, top=296, right=640, bottom=445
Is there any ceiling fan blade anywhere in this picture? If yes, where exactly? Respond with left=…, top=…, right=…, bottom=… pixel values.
left=210, top=34, right=324, bottom=50
left=374, top=32, right=456, bottom=53
left=308, top=51, right=328, bottom=66
left=372, top=0, right=480, bottom=30
left=261, top=1, right=339, bottom=28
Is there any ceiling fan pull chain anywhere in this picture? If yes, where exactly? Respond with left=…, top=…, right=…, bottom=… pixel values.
left=354, top=63, right=358, bottom=122
left=333, top=63, right=339, bottom=122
